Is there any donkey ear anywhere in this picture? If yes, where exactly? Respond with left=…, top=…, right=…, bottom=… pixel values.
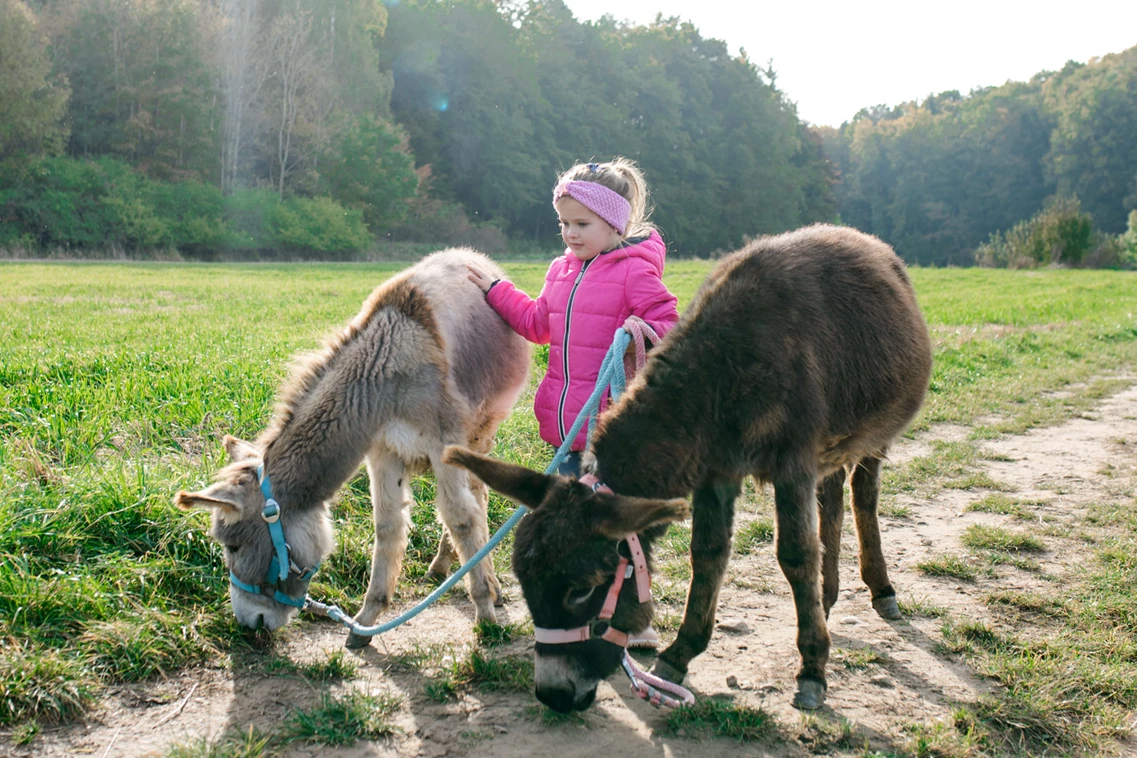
left=173, top=488, right=243, bottom=522
left=590, top=494, right=690, bottom=539
left=442, top=446, right=553, bottom=509
left=223, top=435, right=261, bottom=462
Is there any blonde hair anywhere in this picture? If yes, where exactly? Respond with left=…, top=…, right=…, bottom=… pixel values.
left=555, top=157, right=655, bottom=238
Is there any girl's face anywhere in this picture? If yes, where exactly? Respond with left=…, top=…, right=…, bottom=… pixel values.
left=555, top=197, right=622, bottom=261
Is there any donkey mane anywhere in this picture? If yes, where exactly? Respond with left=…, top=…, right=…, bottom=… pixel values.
left=258, top=270, right=446, bottom=451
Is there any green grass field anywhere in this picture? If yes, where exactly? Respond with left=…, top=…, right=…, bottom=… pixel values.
left=1, top=260, right=1136, bottom=754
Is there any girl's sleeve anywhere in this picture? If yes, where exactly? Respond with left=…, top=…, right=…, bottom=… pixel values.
left=485, top=269, right=553, bottom=345
left=625, top=259, right=680, bottom=338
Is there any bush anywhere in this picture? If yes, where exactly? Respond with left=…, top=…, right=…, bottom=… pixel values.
left=0, top=156, right=229, bottom=255
left=0, top=157, right=373, bottom=259
left=0, top=157, right=134, bottom=248
left=975, top=196, right=1097, bottom=268
left=220, top=190, right=370, bottom=259
left=319, top=117, right=418, bottom=232
left=145, top=181, right=227, bottom=257
left=387, top=193, right=509, bottom=255
left=272, top=196, right=371, bottom=257
left=221, top=188, right=280, bottom=255
left=1120, top=210, right=1137, bottom=269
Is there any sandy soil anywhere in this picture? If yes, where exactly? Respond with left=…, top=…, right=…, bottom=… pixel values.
left=10, top=383, right=1137, bottom=758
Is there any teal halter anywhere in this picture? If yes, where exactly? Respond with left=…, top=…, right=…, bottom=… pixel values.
left=227, top=464, right=319, bottom=608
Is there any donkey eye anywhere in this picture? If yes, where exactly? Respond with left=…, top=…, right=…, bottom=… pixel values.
left=566, top=586, right=596, bottom=605
left=225, top=544, right=241, bottom=554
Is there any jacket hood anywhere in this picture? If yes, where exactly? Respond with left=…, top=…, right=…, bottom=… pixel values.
left=564, top=229, right=667, bottom=277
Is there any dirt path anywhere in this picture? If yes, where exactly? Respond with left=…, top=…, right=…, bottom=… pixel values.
left=14, top=384, right=1137, bottom=757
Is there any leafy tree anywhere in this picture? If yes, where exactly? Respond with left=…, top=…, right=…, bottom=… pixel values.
left=384, top=0, right=548, bottom=232
left=0, top=0, right=69, bottom=161
left=310, top=0, right=392, bottom=119
left=258, top=7, right=322, bottom=197
left=1043, top=49, right=1137, bottom=233
left=831, top=79, right=1055, bottom=264
left=383, top=0, right=835, bottom=254
left=47, top=0, right=222, bottom=181
left=318, top=116, right=418, bottom=230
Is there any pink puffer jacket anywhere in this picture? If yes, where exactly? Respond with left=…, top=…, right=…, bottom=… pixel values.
left=487, top=230, right=679, bottom=450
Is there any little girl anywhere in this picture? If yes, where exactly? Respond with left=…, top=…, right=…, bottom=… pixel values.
left=468, top=157, right=678, bottom=649
left=468, top=157, right=679, bottom=478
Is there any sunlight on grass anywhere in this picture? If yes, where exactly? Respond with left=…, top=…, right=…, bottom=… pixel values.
left=260, top=650, right=358, bottom=681
left=423, top=648, right=533, bottom=702
left=664, top=695, right=775, bottom=741
left=961, top=525, right=1046, bottom=553
left=282, top=689, right=402, bottom=745
left=897, top=597, right=949, bottom=618
left=733, top=517, right=774, bottom=554
left=965, top=493, right=1044, bottom=518
left=917, top=554, right=979, bottom=582
left=833, top=647, right=888, bottom=670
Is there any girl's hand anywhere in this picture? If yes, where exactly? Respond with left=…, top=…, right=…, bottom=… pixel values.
left=466, top=265, right=496, bottom=292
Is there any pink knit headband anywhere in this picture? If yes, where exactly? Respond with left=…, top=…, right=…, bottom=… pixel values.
left=552, top=180, right=631, bottom=235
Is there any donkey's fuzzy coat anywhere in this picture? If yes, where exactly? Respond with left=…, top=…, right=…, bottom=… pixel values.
left=175, top=249, right=529, bottom=638
left=445, top=224, right=933, bottom=712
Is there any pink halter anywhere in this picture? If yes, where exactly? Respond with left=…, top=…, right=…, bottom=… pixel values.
left=532, top=475, right=652, bottom=646
left=533, top=474, right=696, bottom=708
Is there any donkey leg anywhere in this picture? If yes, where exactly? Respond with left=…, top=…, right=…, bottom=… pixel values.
left=463, top=465, right=503, bottom=606
left=461, top=414, right=505, bottom=605
left=430, top=449, right=498, bottom=625
left=850, top=456, right=901, bottom=620
left=426, top=529, right=458, bottom=584
left=653, top=478, right=740, bottom=684
left=426, top=413, right=502, bottom=588
left=817, top=469, right=847, bottom=618
left=774, top=469, right=830, bottom=710
left=346, top=450, right=410, bottom=649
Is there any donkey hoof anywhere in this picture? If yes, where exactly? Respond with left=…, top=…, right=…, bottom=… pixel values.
left=649, top=658, right=687, bottom=684
left=424, top=570, right=449, bottom=586
left=873, top=595, right=902, bottom=620
left=488, top=576, right=505, bottom=607
left=474, top=606, right=499, bottom=627
left=792, top=679, right=826, bottom=710
left=344, top=631, right=374, bottom=650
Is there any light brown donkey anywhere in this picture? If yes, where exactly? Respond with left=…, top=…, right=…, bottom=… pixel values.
left=175, top=249, right=530, bottom=646
left=446, top=225, right=932, bottom=712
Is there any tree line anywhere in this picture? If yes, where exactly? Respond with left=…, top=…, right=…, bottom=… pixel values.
left=823, top=46, right=1137, bottom=267
left=1, top=0, right=1135, bottom=264
left=0, top=0, right=836, bottom=257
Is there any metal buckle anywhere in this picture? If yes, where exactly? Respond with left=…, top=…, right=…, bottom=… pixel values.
left=589, top=619, right=610, bottom=637
left=261, top=500, right=281, bottom=523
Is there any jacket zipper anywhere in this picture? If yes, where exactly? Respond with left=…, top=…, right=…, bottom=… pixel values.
left=558, top=257, right=593, bottom=442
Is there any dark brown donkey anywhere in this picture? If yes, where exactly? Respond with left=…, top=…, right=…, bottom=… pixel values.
left=444, top=224, right=932, bottom=712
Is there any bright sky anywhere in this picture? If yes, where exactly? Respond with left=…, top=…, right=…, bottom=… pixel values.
left=562, top=0, right=1137, bottom=127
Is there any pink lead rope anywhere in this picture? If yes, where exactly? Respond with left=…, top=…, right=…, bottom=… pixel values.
left=622, top=316, right=660, bottom=379
left=622, top=651, right=696, bottom=708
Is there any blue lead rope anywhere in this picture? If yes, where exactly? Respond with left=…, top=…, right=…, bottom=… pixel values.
left=307, top=326, right=635, bottom=637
